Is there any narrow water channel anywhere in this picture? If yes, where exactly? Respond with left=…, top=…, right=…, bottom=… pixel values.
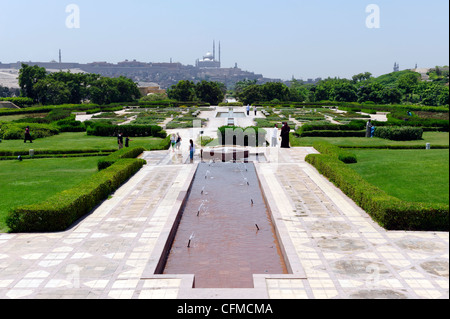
left=162, top=162, right=288, bottom=288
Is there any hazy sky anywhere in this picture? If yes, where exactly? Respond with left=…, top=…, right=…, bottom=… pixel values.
left=0, top=0, right=448, bottom=80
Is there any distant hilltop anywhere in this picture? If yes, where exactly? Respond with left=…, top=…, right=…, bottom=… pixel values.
left=0, top=59, right=280, bottom=90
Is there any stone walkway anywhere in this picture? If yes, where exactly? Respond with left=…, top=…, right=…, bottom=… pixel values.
left=0, top=145, right=447, bottom=299
left=1, top=106, right=449, bottom=299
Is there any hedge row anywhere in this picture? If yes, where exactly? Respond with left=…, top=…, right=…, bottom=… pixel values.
left=313, top=141, right=357, bottom=164
left=86, top=123, right=166, bottom=138
left=98, top=146, right=146, bottom=170
left=6, top=158, right=146, bottom=233
left=301, top=130, right=366, bottom=138
left=217, top=126, right=267, bottom=147
left=374, top=126, right=423, bottom=141
left=0, top=122, right=60, bottom=140
left=0, top=153, right=111, bottom=161
left=0, top=97, right=34, bottom=107
left=305, top=153, right=449, bottom=231
left=0, top=148, right=116, bottom=157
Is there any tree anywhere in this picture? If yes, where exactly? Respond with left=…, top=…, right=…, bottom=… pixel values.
left=238, top=85, right=263, bottom=105
left=415, top=82, right=450, bottom=106
left=167, top=80, right=196, bottom=101
left=396, top=72, right=421, bottom=94
left=195, top=81, right=225, bottom=105
left=33, top=78, right=71, bottom=105
left=352, top=72, right=372, bottom=83
left=234, top=79, right=257, bottom=95
left=378, top=87, right=402, bottom=104
left=18, top=64, right=47, bottom=101
left=289, top=80, right=311, bottom=102
left=329, top=80, right=357, bottom=102
left=357, top=82, right=384, bottom=103
left=260, top=82, right=290, bottom=102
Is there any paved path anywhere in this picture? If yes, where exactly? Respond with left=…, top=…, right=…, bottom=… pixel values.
left=0, top=108, right=448, bottom=299
left=0, top=145, right=447, bottom=299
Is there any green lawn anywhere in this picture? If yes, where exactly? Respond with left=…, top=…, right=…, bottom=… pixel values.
left=349, top=149, right=449, bottom=205
left=290, top=132, right=449, bottom=148
left=0, top=132, right=169, bottom=154
left=0, top=157, right=100, bottom=232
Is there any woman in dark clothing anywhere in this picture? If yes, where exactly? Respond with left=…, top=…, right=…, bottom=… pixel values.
left=280, top=122, right=291, bottom=148
left=24, top=126, right=33, bottom=143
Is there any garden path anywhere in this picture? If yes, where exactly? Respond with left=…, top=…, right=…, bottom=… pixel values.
left=0, top=146, right=447, bottom=299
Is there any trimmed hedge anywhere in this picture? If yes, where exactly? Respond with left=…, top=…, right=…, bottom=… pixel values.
left=97, top=146, right=145, bottom=170
left=86, top=122, right=166, bottom=138
left=313, top=141, right=357, bottom=164
left=0, top=148, right=116, bottom=157
left=6, top=158, right=146, bottom=233
left=297, top=120, right=367, bottom=138
left=0, top=122, right=60, bottom=140
left=301, top=130, right=366, bottom=138
left=374, top=126, right=423, bottom=141
left=305, top=153, right=449, bottom=231
left=217, top=126, right=267, bottom=147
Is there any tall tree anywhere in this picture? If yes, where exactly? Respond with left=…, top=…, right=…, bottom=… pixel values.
left=18, top=63, right=47, bottom=101
left=167, top=80, right=197, bottom=102
left=195, top=81, right=225, bottom=105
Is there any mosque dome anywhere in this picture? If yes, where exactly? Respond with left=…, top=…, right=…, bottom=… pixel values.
left=202, top=52, right=214, bottom=61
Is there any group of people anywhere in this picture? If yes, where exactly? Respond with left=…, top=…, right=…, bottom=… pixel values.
left=170, top=133, right=195, bottom=162
left=366, top=120, right=375, bottom=138
left=117, top=133, right=131, bottom=149
left=246, top=104, right=258, bottom=116
left=272, top=122, right=291, bottom=148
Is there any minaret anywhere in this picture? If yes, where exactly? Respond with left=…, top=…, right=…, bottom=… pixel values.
left=219, top=41, right=221, bottom=65
left=59, top=49, right=62, bottom=64
left=213, top=40, right=216, bottom=61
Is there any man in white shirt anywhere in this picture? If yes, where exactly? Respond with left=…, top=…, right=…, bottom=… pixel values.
left=272, top=124, right=278, bottom=147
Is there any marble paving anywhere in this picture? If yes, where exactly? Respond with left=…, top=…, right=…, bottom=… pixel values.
left=0, top=142, right=448, bottom=299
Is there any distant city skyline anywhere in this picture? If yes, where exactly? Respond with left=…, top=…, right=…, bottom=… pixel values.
left=0, top=0, right=448, bottom=81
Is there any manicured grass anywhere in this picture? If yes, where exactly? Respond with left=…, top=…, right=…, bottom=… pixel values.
left=0, top=132, right=169, bottom=154
left=290, top=132, right=449, bottom=148
left=349, top=149, right=449, bottom=205
left=0, top=157, right=100, bottom=232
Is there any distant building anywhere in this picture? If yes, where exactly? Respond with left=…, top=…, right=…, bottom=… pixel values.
left=196, top=41, right=221, bottom=69
left=394, top=62, right=400, bottom=72
left=0, top=44, right=286, bottom=89
left=138, top=86, right=166, bottom=97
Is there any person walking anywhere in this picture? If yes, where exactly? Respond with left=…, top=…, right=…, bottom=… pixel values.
left=24, top=126, right=33, bottom=143
left=246, top=104, right=250, bottom=116
left=272, top=124, right=279, bottom=147
left=366, top=120, right=373, bottom=138
left=176, top=133, right=182, bottom=151
left=117, top=132, right=124, bottom=150
left=189, top=139, right=195, bottom=163
left=170, top=134, right=177, bottom=152
left=254, top=105, right=257, bottom=116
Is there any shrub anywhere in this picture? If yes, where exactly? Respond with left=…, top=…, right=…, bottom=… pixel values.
left=0, top=122, right=59, bottom=140
left=217, top=126, right=267, bottom=147
left=297, top=120, right=366, bottom=135
left=313, top=141, right=357, bottom=164
left=6, top=158, right=146, bottom=233
left=305, top=153, right=449, bottom=231
left=97, top=146, right=145, bottom=170
left=374, top=126, right=423, bottom=141
left=0, top=97, right=34, bottom=107
left=301, top=130, right=366, bottom=138
left=86, top=122, right=166, bottom=138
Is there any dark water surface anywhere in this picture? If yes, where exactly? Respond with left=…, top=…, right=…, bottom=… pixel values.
left=162, top=162, right=288, bottom=288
